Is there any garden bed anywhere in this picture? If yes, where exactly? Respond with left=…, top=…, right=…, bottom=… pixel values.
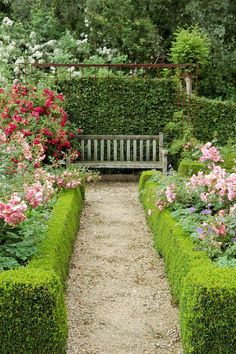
left=139, top=171, right=236, bottom=354
left=0, top=185, right=84, bottom=353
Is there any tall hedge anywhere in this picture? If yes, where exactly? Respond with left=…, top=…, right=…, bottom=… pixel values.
left=187, top=95, right=236, bottom=144
left=59, top=78, right=236, bottom=145
left=58, top=77, right=179, bottom=134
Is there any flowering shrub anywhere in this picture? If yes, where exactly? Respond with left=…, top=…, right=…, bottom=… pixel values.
left=153, top=143, right=236, bottom=267
left=0, top=84, right=81, bottom=162
left=0, top=85, right=99, bottom=271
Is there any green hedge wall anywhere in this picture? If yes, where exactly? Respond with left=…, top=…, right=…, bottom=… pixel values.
left=139, top=172, right=236, bottom=354
left=59, top=78, right=236, bottom=147
left=187, top=95, right=236, bottom=144
left=58, top=77, right=179, bottom=134
left=0, top=187, right=83, bottom=353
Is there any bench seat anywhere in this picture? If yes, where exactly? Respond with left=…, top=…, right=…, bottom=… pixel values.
left=73, top=134, right=168, bottom=173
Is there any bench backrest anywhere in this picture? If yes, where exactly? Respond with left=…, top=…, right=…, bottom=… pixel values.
left=78, top=134, right=164, bottom=163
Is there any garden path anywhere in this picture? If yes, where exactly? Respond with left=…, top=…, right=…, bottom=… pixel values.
left=66, top=182, right=182, bottom=354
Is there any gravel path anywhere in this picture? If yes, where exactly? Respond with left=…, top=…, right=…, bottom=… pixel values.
left=66, top=182, right=182, bottom=354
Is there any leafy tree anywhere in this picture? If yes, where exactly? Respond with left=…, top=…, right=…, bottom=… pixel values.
left=170, top=26, right=210, bottom=65
left=170, top=26, right=210, bottom=94
left=85, top=0, right=161, bottom=62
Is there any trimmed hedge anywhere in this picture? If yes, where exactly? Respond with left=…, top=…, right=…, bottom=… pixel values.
left=58, top=77, right=179, bottom=134
left=0, top=186, right=83, bottom=353
left=178, top=151, right=236, bottom=177
left=187, top=95, right=236, bottom=144
left=178, top=158, right=206, bottom=177
left=139, top=173, right=236, bottom=353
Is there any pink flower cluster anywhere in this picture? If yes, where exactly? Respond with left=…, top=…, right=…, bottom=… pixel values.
left=156, top=183, right=176, bottom=210
left=190, top=165, right=236, bottom=203
left=166, top=183, right=176, bottom=203
left=24, top=181, right=44, bottom=208
left=56, top=170, right=82, bottom=189
left=0, top=193, right=27, bottom=225
left=199, top=142, right=224, bottom=163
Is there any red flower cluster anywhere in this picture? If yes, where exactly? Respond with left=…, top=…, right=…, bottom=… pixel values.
left=0, top=84, right=81, bottom=162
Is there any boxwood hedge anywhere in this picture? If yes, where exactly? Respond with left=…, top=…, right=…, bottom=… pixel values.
left=139, top=171, right=236, bottom=354
left=0, top=186, right=83, bottom=353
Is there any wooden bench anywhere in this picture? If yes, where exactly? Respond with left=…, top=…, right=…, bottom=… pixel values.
left=75, top=133, right=168, bottom=173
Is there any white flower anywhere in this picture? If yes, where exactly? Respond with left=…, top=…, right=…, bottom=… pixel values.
left=67, top=66, right=75, bottom=73
left=33, top=51, right=43, bottom=59
left=72, top=71, right=81, bottom=77
left=84, top=18, right=89, bottom=27
left=15, top=57, right=25, bottom=65
left=29, top=32, right=36, bottom=39
left=32, top=45, right=41, bottom=52
left=2, top=17, right=14, bottom=27
left=45, top=40, right=56, bottom=47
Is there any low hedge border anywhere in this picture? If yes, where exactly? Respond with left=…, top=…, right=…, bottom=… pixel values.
left=139, top=171, right=236, bottom=354
left=178, top=154, right=236, bottom=177
left=178, top=158, right=206, bottom=177
left=0, top=186, right=84, bottom=353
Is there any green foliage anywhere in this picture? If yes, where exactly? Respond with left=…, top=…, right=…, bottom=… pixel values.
left=138, top=170, right=157, bottom=193
left=178, top=158, right=205, bottom=176
left=181, top=266, right=236, bottom=353
left=0, top=186, right=83, bottom=352
left=58, top=77, right=179, bottom=134
left=170, top=26, right=210, bottom=67
left=0, top=200, right=55, bottom=271
left=140, top=175, right=236, bottom=353
left=188, top=95, right=236, bottom=144
left=85, top=0, right=160, bottom=62
left=221, top=145, right=236, bottom=172
left=164, top=110, right=200, bottom=168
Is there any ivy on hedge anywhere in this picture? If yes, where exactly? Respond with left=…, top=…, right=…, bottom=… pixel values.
left=0, top=187, right=83, bottom=353
left=139, top=171, right=236, bottom=354
left=58, top=77, right=179, bottom=134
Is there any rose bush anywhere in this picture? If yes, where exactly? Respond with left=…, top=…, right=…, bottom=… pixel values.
left=153, top=143, right=236, bottom=267
left=0, top=85, right=99, bottom=270
left=0, top=84, right=81, bottom=163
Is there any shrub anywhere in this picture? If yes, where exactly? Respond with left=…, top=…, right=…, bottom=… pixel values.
left=178, top=158, right=206, bottom=176
left=138, top=170, right=157, bottom=192
left=170, top=26, right=210, bottom=67
left=0, top=186, right=83, bottom=353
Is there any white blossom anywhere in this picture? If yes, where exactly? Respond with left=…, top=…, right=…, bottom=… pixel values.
left=29, top=32, right=36, bottom=39
left=2, top=17, right=14, bottom=27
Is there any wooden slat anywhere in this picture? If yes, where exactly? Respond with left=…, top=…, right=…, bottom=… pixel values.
left=140, top=140, right=143, bottom=161
left=76, top=161, right=163, bottom=169
left=152, top=140, right=157, bottom=161
left=127, top=140, right=131, bottom=161
left=101, top=139, right=104, bottom=161
left=81, top=140, right=85, bottom=161
left=113, top=140, right=117, bottom=161
left=87, top=140, right=91, bottom=160
left=94, top=140, right=98, bottom=161
left=159, top=132, right=163, bottom=162
left=120, top=140, right=124, bottom=161
left=107, top=140, right=111, bottom=161
left=133, top=140, right=137, bottom=161
left=146, top=140, right=150, bottom=161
